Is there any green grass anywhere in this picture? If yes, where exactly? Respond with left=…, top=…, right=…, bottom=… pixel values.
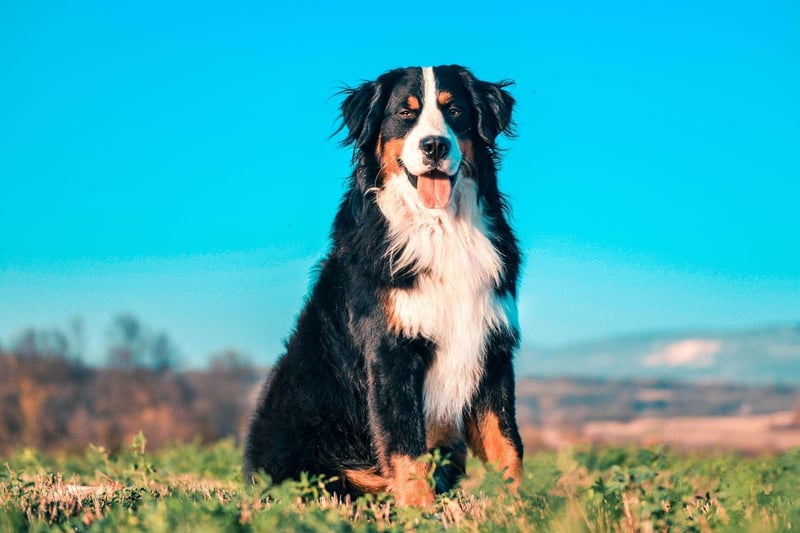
left=2, top=433, right=799, bottom=532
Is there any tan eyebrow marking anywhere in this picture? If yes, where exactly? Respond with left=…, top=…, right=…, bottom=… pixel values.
left=407, top=95, right=420, bottom=110
left=437, top=91, right=452, bottom=105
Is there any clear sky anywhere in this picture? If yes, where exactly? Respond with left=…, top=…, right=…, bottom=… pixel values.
left=1, top=1, right=798, bottom=366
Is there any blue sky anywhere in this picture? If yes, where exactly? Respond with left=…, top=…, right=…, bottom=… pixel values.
left=1, top=1, right=798, bottom=367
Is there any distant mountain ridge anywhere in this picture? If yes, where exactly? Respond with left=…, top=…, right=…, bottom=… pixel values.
left=516, top=323, right=800, bottom=384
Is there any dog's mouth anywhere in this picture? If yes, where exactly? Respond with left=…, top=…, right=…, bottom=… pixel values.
left=400, top=160, right=456, bottom=209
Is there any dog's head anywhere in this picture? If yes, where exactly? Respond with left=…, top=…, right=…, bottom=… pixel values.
left=339, top=65, right=515, bottom=210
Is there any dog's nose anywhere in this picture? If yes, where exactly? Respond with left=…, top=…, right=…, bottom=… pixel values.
left=420, top=136, right=450, bottom=163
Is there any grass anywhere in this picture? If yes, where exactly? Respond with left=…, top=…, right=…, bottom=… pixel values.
left=1, top=433, right=799, bottom=532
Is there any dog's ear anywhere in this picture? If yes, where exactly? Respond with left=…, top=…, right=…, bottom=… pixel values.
left=459, top=68, right=516, bottom=146
left=337, top=75, right=394, bottom=151
left=337, top=69, right=408, bottom=151
left=338, top=81, right=379, bottom=149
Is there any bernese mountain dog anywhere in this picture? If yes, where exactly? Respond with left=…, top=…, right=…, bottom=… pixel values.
left=244, top=65, right=522, bottom=506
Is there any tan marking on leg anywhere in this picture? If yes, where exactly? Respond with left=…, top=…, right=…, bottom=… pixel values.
left=466, top=412, right=522, bottom=490
left=437, top=90, right=453, bottom=106
left=390, top=454, right=435, bottom=507
left=342, top=467, right=389, bottom=494
left=407, top=95, right=420, bottom=110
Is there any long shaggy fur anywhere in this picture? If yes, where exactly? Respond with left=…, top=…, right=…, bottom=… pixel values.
left=244, top=65, right=524, bottom=504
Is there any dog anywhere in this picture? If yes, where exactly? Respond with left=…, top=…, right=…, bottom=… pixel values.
left=244, top=65, right=523, bottom=506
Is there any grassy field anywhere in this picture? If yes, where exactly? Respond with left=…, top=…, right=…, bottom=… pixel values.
left=2, top=433, right=799, bottom=532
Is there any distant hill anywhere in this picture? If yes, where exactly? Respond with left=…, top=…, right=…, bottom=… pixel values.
left=516, top=323, right=800, bottom=384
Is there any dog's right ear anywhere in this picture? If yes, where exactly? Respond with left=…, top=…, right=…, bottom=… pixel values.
left=338, top=80, right=382, bottom=150
left=336, top=70, right=404, bottom=152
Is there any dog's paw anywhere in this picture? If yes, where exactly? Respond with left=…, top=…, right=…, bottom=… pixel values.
left=393, top=478, right=435, bottom=507
left=390, top=455, right=435, bottom=507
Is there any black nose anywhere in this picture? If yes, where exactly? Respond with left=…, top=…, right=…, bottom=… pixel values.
left=420, top=136, right=450, bottom=163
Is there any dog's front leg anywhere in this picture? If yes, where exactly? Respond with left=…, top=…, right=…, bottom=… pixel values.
left=466, top=334, right=524, bottom=490
left=366, top=336, right=435, bottom=507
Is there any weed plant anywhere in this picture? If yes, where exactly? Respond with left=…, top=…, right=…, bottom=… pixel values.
left=1, top=433, right=798, bottom=532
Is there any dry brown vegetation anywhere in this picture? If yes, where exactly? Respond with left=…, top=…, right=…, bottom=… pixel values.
left=2, top=343, right=800, bottom=456
left=516, top=377, right=800, bottom=452
left=0, top=349, right=259, bottom=454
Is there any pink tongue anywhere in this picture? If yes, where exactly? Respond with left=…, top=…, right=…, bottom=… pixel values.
left=417, top=174, right=452, bottom=209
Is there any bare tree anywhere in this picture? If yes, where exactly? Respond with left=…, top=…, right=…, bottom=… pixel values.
left=105, top=313, right=182, bottom=371
left=150, top=332, right=181, bottom=373
left=68, top=316, right=86, bottom=362
left=106, top=314, right=147, bottom=369
left=11, top=328, right=70, bottom=359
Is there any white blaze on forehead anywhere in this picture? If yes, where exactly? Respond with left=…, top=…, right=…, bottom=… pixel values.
left=400, top=66, right=461, bottom=178
left=420, top=66, right=446, bottom=134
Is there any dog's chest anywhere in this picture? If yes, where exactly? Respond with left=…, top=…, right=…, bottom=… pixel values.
left=382, top=190, right=516, bottom=431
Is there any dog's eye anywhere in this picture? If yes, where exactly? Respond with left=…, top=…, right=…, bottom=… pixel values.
left=448, top=107, right=462, bottom=117
left=397, top=109, right=415, bottom=119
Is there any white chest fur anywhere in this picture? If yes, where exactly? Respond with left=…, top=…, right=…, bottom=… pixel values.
left=378, top=176, right=518, bottom=432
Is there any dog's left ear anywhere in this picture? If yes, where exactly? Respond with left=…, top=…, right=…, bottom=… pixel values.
left=459, top=68, right=516, bottom=146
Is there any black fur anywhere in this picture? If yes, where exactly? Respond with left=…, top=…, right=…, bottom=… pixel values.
left=244, top=65, right=523, bottom=498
